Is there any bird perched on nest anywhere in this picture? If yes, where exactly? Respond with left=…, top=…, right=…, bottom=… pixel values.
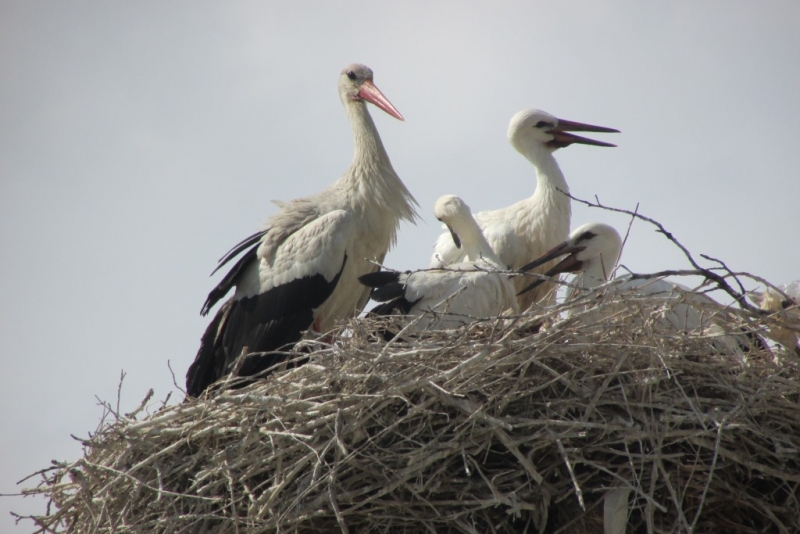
left=518, top=222, right=763, bottom=354
left=431, top=109, right=618, bottom=311
left=748, top=283, right=800, bottom=357
left=185, top=64, right=419, bottom=397
left=360, top=195, right=518, bottom=334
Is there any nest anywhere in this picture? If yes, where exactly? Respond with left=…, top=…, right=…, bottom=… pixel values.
left=20, top=281, right=800, bottom=534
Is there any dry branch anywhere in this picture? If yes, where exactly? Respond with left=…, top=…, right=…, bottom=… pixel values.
left=15, top=199, right=800, bottom=533
left=17, top=283, right=800, bottom=533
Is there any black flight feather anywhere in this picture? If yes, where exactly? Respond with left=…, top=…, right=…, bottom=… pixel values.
left=359, top=270, right=421, bottom=315
left=201, top=242, right=261, bottom=316
left=211, top=229, right=268, bottom=276
left=186, top=253, right=348, bottom=397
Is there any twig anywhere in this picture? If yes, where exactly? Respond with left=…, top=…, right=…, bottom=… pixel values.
left=561, top=190, right=763, bottom=314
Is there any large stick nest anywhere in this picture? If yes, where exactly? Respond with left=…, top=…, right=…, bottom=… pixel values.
left=21, top=281, right=800, bottom=533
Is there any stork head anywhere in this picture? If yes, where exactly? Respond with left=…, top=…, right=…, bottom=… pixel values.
left=518, top=222, right=622, bottom=296
left=508, top=109, right=618, bottom=155
left=433, top=195, right=473, bottom=249
left=339, top=63, right=404, bottom=120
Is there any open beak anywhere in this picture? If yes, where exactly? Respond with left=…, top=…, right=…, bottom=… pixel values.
left=358, top=80, right=404, bottom=121
left=548, top=118, right=619, bottom=148
left=517, top=240, right=586, bottom=296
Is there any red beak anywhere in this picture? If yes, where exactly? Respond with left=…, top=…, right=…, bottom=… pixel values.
left=358, top=80, right=404, bottom=121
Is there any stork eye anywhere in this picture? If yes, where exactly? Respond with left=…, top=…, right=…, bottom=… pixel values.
left=535, top=121, right=552, bottom=128
left=346, top=70, right=357, bottom=81
left=576, top=230, right=597, bottom=242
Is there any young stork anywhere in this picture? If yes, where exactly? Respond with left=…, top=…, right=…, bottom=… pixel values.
left=186, top=64, right=419, bottom=396
left=360, top=195, right=518, bottom=333
left=431, top=109, right=618, bottom=311
left=518, top=222, right=762, bottom=353
left=748, top=284, right=800, bottom=357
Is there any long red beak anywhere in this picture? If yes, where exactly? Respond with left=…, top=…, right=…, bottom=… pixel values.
left=358, top=80, right=404, bottom=121
left=548, top=118, right=619, bottom=148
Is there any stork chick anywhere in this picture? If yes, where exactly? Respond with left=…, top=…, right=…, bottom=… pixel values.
left=361, top=195, right=518, bottom=333
left=431, top=109, right=618, bottom=310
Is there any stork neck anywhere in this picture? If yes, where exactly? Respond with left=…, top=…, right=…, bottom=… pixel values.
left=513, top=144, right=572, bottom=238
left=339, top=99, right=420, bottom=231
left=582, top=259, right=612, bottom=289
left=567, top=255, right=614, bottom=301
left=457, top=216, right=501, bottom=264
left=347, top=100, right=393, bottom=170
left=522, top=147, right=569, bottom=197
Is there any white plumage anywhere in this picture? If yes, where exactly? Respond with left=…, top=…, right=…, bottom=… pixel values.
left=186, top=64, right=418, bottom=396
left=519, top=222, right=761, bottom=354
left=361, top=195, right=518, bottom=332
left=431, top=109, right=618, bottom=311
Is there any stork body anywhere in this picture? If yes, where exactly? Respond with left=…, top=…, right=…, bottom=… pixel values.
left=519, top=222, right=761, bottom=353
left=431, top=109, right=618, bottom=310
left=361, top=195, right=518, bottom=332
left=186, top=64, right=418, bottom=396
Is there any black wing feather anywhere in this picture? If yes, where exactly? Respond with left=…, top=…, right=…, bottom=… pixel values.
left=211, top=229, right=268, bottom=275
left=187, top=298, right=233, bottom=396
left=359, top=270, right=420, bottom=315
left=201, top=242, right=261, bottom=316
left=358, top=270, right=409, bottom=303
left=186, top=254, right=348, bottom=396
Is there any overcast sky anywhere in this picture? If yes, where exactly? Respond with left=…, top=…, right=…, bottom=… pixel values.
left=2, top=2, right=799, bottom=529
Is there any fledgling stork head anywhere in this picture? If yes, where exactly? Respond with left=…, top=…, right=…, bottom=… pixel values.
left=433, top=194, right=475, bottom=249
left=508, top=109, right=619, bottom=155
left=517, top=222, right=622, bottom=296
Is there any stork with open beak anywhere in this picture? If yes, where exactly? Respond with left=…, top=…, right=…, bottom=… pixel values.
left=431, top=109, right=618, bottom=311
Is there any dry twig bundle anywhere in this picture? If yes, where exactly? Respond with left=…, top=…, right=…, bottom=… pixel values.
left=19, top=279, right=800, bottom=533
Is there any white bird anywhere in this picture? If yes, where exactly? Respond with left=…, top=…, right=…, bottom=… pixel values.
left=186, top=64, right=419, bottom=396
left=518, top=222, right=762, bottom=353
left=431, top=109, right=618, bottom=311
left=360, top=195, right=519, bottom=333
left=517, top=222, right=623, bottom=302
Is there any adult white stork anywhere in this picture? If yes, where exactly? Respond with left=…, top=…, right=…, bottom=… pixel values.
left=186, top=64, right=419, bottom=396
left=518, top=222, right=762, bottom=353
left=430, top=109, right=618, bottom=311
left=360, top=195, right=518, bottom=333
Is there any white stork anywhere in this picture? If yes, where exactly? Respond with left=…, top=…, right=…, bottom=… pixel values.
left=360, top=195, right=518, bottom=333
left=518, top=222, right=763, bottom=353
left=431, top=109, right=618, bottom=311
left=186, top=64, right=419, bottom=396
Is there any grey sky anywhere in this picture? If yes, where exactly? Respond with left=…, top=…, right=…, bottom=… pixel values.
left=2, top=2, right=799, bottom=528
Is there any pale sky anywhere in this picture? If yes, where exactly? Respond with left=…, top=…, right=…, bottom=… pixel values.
left=2, top=2, right=799, bottom=529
